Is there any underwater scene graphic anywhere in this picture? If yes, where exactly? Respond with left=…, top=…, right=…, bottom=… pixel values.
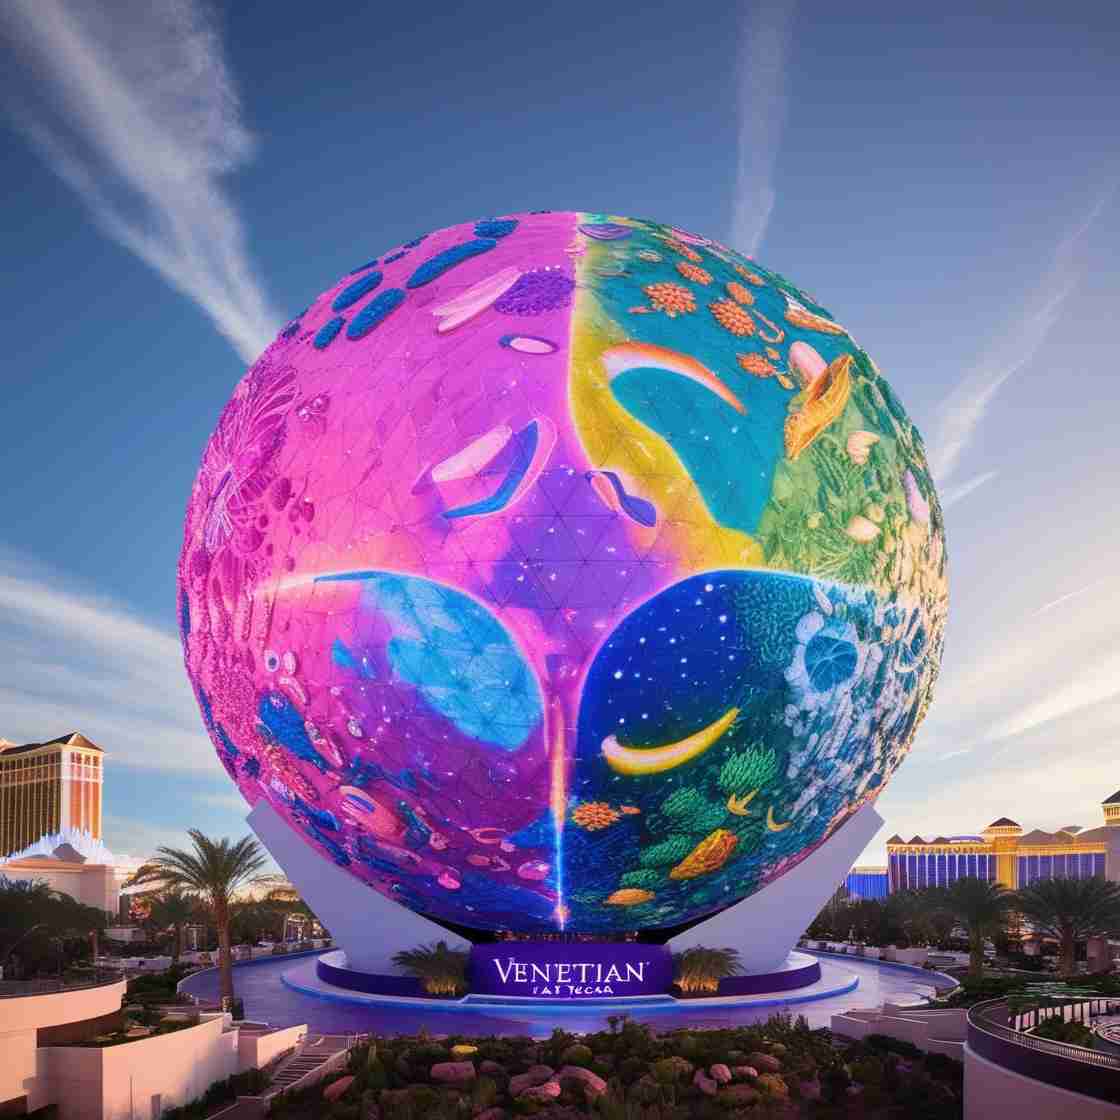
left=179, top=211, right=947, bottom=933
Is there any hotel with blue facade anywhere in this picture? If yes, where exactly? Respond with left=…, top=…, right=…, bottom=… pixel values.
left=845, top=789, right=1120, bottom=898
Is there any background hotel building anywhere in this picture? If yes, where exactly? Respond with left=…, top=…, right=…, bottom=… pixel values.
left=842, top=789, right=1120, bottom=898
left=0, top=732, right=145, bottom=914
left=885, top=790, right=1120, bottom=892
left=844, top=865, right=891, bottom=900
left=0, top=732, right=103, bottom=857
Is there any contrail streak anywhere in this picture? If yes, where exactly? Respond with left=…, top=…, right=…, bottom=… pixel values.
left=929, top=188, right=1114, bottom=484
left=730, top=0, right=796, bottom=257
left=2, top=0, right=280, bottom=362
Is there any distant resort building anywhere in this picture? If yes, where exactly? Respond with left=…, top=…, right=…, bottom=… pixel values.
left=844, top=865, right=890, bottom=900
left=883, top=790, right=1120, bottom=893
left=0, top=733, right=146, bottom=915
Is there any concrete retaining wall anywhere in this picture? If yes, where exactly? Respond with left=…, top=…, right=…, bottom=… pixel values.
left=46, top=1013, right=240, bottom=1120
left=831, top=1006, right=968, bottom=1058
left=237, top=1025, right=306, bottom=1073
left=964, top=1045, right=1120, bottom=1119
left=0, top=980, right=126, bottom=1114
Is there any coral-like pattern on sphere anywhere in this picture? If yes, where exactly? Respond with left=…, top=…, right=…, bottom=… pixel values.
left=179, top=212, right=947, bottom=933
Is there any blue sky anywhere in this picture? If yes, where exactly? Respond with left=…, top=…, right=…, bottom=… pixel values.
left=1, top=0, right=1118, bottom=866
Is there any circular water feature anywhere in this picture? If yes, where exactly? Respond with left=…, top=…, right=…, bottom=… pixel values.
left=179, top=951, right=954, bottom=1038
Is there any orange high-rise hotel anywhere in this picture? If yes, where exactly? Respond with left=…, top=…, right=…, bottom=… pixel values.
left=0, top=732, right=104, bottom=857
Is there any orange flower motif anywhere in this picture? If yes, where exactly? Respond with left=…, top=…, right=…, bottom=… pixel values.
left=737, top=353, right=776, bottom=377
left=766, top=347, right=781, bottom=360
left=725, top=281, right=755, bottom=305
left=710, top=299, right=755, bottom=337
left=572, top=801, right=621, bottom=831
left=676, top=261, right=713, bottom=285
left=667, top=240, right=702, bottom=262
left=735, top=265, right=766, bottom=286
left=644, top=282, right=696, bottom=318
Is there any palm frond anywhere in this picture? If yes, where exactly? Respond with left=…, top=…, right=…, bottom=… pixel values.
left=1015, top=876, right=1120, bottom=940
left=672, top=946, right=743, bottom=994
left=391, top=940, right=468, bottom=996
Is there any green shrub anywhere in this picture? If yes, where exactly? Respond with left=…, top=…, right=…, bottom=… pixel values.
left=1032, top=1017, right=1095, bottom=1047
left=472, top=1076, right=498, bottom=1112
left=560, top=1042, right=593, bottom=1067
left=923, top=1051, right=964, bottom=1086
left=865, top=1033, right=924, bottom=1059
left=849, top=1055, right=884, bottom=1087
left=365, top=1056, right=388, bottom=1092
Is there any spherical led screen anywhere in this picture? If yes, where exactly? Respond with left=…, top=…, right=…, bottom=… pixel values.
left=179, top=211, right=947, bottom=933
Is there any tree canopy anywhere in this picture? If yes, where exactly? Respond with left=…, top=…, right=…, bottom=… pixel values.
left=0, top=875, right=106, bottom=978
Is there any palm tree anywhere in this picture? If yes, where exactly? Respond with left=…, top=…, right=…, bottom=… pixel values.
left=127, top=831, right=267, bottom=1004
left=671, top=946, right=743, bottom=995
left=145, top=889, right=196, bottom=965
left=1015, top=876, right=1120, bottom=977
left=392, top=941, right=469, bottom=997
left=943, top=876, right=1013, bottom=977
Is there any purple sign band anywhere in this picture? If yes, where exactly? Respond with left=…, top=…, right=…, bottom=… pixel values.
left=469, top=942, right=673, bottom=999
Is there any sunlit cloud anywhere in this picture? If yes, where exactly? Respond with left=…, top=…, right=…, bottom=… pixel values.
left=729, top=0, right=796, bottom=256
left=928, top=189, right=1114, bottom=484
left=1, top=0, right=279, bottom=363
left=0, top=548, right=217, bottom=774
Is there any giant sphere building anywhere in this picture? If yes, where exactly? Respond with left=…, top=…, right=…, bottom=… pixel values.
left=179, top=211, right=947, bottom=944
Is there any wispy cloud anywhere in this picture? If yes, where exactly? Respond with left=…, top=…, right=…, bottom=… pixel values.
left=940, top=470, right=997, bottom=509
left=1, top=0, right=279, bottom=362
left=928, top=189, right=1114, bottom=484
left=729, top=0, right=796, bottom=256
left=0, top=548, right=217, bottom=773
left=985, top=651, right=1120, bottom=747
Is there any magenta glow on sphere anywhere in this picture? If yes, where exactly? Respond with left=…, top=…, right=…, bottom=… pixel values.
left=179, top=211, right=946, bottom=933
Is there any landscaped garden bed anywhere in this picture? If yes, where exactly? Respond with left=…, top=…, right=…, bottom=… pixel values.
left=267, top=1013, right=963, bottom=1119
left=930, top=971, right=1120, bottom=1009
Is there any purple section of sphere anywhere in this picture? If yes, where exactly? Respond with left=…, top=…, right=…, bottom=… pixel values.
left=469, top=942, right=673, bottom=999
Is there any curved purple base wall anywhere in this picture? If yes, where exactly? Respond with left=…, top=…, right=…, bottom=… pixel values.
left=315, top=946, right=821, bottom=1002
left=317, top=954, right=425, bottom=997
left=716, top=957, right=820, bottom=995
